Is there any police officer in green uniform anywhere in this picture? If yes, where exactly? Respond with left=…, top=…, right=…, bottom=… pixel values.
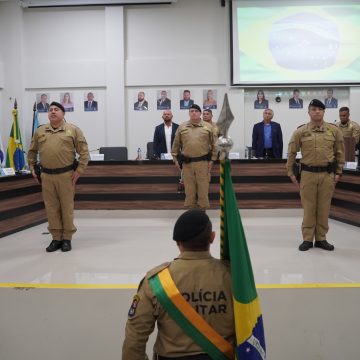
left=171, top=104, right=217, bottom=210
left=122, top=209, right=235, bottom=359
left=286, top=99, right=345, bottom=251
left=28, top=102, right=89, bottom=252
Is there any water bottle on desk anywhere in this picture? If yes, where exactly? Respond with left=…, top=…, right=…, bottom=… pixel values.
left=136, top=147, right=142, bottom=160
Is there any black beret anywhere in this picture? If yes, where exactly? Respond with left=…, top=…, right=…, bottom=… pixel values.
left=173, top=209, right=211, bottom=242
left=50, top=101, right=65, bottom=113
left=309, top=99, right=325, bottom=110
left=190, top=104, right=202, bottom=112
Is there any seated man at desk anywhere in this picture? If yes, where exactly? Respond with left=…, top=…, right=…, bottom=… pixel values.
left=252, top=108, right=283, bottom=159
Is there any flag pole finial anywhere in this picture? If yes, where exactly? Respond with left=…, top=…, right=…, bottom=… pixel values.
left=216, top=93, right=234, bottom=160
left=14, top=98, right=18, bottom=109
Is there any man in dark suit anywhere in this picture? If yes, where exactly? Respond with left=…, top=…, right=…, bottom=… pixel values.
left=157, top=90, right=171, bottom=110
left=84, top=92, right=98, bottom=111
left=134, top=91, right=148, bottom=111
left=153, top=110, right=179, bottom=159
left=289, top=89, right=303, bottom=109
left=36, top=93, right=49, bottom=112
left=180, top=89, right=194, bottom=109
left=252, top=108, right=283, bottom=159
left=324, top=89, right=338, bottom=108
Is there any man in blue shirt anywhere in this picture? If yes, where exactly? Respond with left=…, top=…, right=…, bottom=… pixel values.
left=252, top=109, right=283, bottom=159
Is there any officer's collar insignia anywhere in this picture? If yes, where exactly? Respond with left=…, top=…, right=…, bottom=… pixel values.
left=128, top=295, right=140, bottom=317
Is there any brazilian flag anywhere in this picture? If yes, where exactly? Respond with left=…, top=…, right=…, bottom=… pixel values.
left=6, top=107, right=25, bottom=171
left=221, top=158, right=266, bottom=359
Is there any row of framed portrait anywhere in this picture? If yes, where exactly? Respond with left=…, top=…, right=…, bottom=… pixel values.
left=254, top=88, right=340, bottom=109
left=134, top=89, right=218, bottom=111
left=35, top=92, right=98, bottom=113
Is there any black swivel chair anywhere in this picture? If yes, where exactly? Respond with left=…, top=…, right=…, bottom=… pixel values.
left=146, top=142, right=155, bottom=160
left=99, top=147, right=128, bottom=161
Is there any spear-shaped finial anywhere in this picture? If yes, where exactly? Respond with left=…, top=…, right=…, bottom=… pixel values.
left=216, top=94, right=234, bottom=160
left=14, top=98, right=18, bottom=110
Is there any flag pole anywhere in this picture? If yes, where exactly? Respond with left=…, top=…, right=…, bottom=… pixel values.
left=216, top=94, right=234, bottom=259
left=32, top=101, right=36, bottom=137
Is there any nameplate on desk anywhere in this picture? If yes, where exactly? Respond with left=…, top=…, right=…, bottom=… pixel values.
left=90, top=154, right=104, bottom=161
left=229, top=152, right=240, bottom=159
left=160, top=153, right=173, bottom=160
left=0, top=167, right=16, bottom=176
left=344, top=162, right=357, bottom=170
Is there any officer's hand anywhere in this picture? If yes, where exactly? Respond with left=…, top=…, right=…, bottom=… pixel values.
left=72, top=171, right=81, bottom=186
left=174, top=161, right=181, bottom=171
left=32, top=170, right=40, bottom=184
left=208, top=161, right=213, bottom=172
left=334, top=174, right=341, bottom=184
left=290, top=175, right=300, bottom=190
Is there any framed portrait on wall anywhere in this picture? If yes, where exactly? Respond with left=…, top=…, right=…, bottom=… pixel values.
left=134, top=91, right=148, bottom=111
left=84, top=91, right=98, bottom=112
left=36, top=93, right=50, bottom=113
left=157, top=90, right=171, bottom=110
left=60, top=92, right=74, bottom=112
left=180, top=89, right=194, bottom=109
left=203, top=89, right=217, bottom=110
left=254, top=89, right=269, bottom=109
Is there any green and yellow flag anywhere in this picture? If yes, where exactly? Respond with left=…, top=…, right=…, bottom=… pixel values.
left=220, top=158, right=266, bottom=360
left=6, top=105, right=25, bottom=171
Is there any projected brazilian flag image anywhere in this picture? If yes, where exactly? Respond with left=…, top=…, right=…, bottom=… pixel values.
left=220, top=158, right=266, bottom=359
left=6, top=103, right=25, bottom=171
left=234, top=3, right=360, bottom=84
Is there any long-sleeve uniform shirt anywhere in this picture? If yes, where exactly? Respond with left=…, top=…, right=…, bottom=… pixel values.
left=122, top=251, right=235, bottom=360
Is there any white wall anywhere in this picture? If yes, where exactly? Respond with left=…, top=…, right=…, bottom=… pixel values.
left=0, top=0, right=359, bottom=161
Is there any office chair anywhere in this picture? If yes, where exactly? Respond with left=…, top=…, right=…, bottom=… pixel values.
left=99, top=147, right=128, bottom=161
left=146, top=142, right=155, bottom=160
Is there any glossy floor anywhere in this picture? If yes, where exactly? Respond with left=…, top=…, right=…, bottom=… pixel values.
left=0, top=209, right=359, bottom=286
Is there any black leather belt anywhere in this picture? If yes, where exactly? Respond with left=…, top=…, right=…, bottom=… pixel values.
left=182, top=154, right=210, bottom=163
left=156, top=354, right=210, bottom=360
left=301, top=164, right=328, bottom=173
left=41, top=164, right=75, bottom=174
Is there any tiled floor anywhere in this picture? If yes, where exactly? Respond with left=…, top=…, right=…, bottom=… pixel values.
left=0, top=209, right=359, bottom=286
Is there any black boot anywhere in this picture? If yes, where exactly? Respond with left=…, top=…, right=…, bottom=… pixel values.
left=61, top=240, right=72, bottom=252
left=298, top=241, right=313, bottom=251
left=314, top=240, right=334, bottom=251
left=46, top=240, right=62, bottom=252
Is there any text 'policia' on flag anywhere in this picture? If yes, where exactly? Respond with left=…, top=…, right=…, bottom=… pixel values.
left=220, top=158, right=266, bottom=360
left=6, top=100, right=25, bottom=171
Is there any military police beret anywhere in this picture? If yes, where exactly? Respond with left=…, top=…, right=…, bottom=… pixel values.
left=309, top=99, right=325, bottom=110
left=190, top=104, right=202, bottom=112
left=50, top=101, right=65, bottom=113
left=173, top=209, right=211, bottom=242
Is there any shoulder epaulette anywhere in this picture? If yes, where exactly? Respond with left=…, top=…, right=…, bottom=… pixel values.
left=297, top=124, right=306, bottom=129
left=146, top=262, right=171, bottom=279
left=329, top=123, right=338, bottom=127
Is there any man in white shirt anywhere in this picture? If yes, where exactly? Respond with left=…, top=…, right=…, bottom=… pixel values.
left=153, top=110, right=179, bottom=159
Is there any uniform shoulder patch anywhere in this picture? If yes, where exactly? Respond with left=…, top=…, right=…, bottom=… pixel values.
left=146, top=262, right=171, bottom=280
left=128, top=294, right=140, bottom=318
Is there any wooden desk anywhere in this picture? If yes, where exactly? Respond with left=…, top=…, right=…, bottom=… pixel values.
left=1, top=160, right=359, bottom=237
